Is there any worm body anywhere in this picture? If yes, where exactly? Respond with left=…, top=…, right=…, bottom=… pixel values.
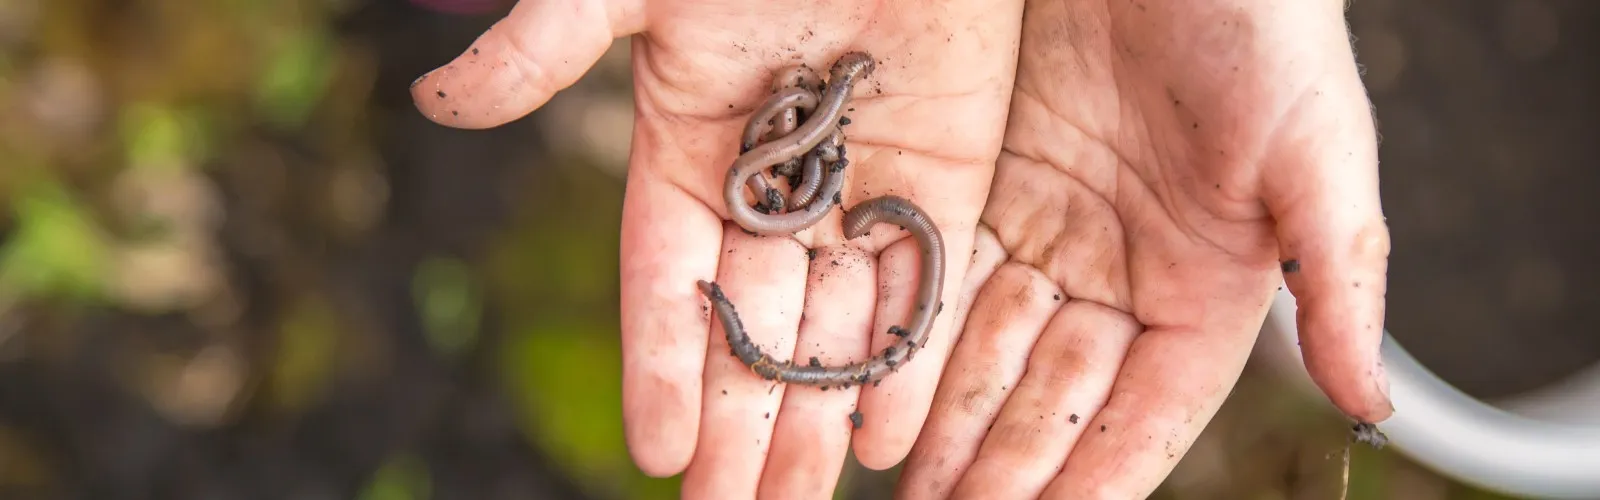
left=699, top=51, right=949, bottom=388
left=723, top=52, right=874, bottom=235
left=738, top=86, right=818, bottom=211
left=766, top=65, right=824, bottom=179
left=737, top=73, right=835, bottom=213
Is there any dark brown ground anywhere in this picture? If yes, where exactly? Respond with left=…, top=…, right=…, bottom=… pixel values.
left=1358, top=0, right=1600, bottom=400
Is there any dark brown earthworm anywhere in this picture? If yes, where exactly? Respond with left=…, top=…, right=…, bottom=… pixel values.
left=723, top=52, right=874, bottom=235
left=768, top=65, right=833, bottom=211
left=737, top=68, right=835, bottom=214
left=699, top=51, right=948, bottom=388
left=766, top=65, right=824, bottom=179
left=739, top=86, right=818, bottom=213
left=698, top=196, right=945, bottom=387
left=785, top=133, right=838, bottom=211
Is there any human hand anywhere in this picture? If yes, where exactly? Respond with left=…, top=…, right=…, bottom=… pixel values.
left=408, top=0, right=1023, bottom=498
left=893, top=1, right=1394, bottom=498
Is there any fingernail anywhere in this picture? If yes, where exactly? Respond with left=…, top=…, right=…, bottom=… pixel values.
left=1374, top=358, right=1393, bottom=407
left=410, top=73, right=428, bottom=89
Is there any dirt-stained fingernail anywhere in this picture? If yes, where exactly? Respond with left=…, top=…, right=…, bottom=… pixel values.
left=410, top=73, right=428, bottom=89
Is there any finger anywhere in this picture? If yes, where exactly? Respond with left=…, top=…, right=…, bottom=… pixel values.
left=757, top=246, right=876, bottom=500
left=409, top=0, right=646, bottom=129
left=950, top=300, right=1139, bottom=499
left=850, top=224, right=978, bottom=470
left=936, top=225, right=1012, bottom=376
left=1040, top=320, right=1259, bottom=499
left=896, top=262, right=1058, bottom=500
left=682, top=228, right=810, bottom=499
left=1259, top=44, right=1393, bottom=423
left=619, top=168, right=724, bottom=476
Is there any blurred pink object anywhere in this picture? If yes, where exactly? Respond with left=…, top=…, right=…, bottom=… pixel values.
left=409, top=0, right=506, bottom=15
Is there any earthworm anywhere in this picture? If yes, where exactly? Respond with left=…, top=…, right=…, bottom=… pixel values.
left=732, top=66, right=812, bottom=208
left=739, top=86, right=817, bottom=213
left=697, top=195, right=946, bottom=387
left=739, top=65, right=829, bottom=213
left=784, top=134, right=837, bottom=211
left=766, top=65, right=824, bottom=179
left=699, top=51, right=949, bottom=387
left=723, top=52, right=874, bottom=235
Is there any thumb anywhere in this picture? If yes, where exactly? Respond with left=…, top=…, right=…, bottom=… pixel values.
left=1261, top=68, right=1395, bottom=424
left=410, top=0, right=646, bottom=129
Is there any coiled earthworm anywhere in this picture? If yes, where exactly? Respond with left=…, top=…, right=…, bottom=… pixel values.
left=737, top=74, right=835, bottom=213
left=738, top=86, right=820, bottom=213
left=765, top=65, right=824, bottom=179
left=723, top=52, right=874, bottom=235
left=764, top=65, right=832, bottom=211
left=699, top=51, right=948, bottom=388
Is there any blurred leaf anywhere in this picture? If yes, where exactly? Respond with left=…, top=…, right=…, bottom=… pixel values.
left=499, top=316, right=679, bottom=500
left=1346, top=442, right=1390, bottom=500
left=412, top=257, right=481, bottom=360
left=0, top=178, right=110, bottom=301
left=357, top=452, right=432, bottom=500
left=484, top=158, right=622, bottom=310
left=119, top=101, right=212, bottom=170
left=268, top=296, right=340, bottom=413
left=254, top=28, right=334, bottom=129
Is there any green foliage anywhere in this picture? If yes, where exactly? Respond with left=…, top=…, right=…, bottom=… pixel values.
left=253, top=28, right=335, bottom=130
left=0, top=177, right=110, bottom=301
left=357, top=452, right=433, bottom=500
left=486, top=160, right=672, bottom=497
left=119, top=101, right=214, bottom=171
left=412, top=257, right=483, bottom=361
left=499, top=316, right=679, bottom=500
left=268, top=296, right=340, bottom=414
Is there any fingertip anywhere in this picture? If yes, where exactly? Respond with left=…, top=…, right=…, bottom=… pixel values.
left=626, top=386, right=699, bottom=477
left=617, top=167, right=722, bottom=479
left=1283, top=217, right=1395, bottom=422
left=410, top=0, right=641, bottom=129
left=1299, top=308, right=1395, bottom=423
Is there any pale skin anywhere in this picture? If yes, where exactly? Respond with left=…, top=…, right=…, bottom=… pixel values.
left=410, top=0, right=1394, bottom=498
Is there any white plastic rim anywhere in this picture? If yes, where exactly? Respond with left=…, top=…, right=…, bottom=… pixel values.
left=1258, top=285, right=1600, bottom=500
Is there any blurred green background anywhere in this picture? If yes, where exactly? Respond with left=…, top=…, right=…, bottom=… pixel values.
left=0, top=0, right=1594, bottom=498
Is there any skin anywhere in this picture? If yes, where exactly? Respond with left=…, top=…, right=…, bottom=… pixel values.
left=724, top=52, right=876, bottom=235
left=410, top=0, right=1393, bottom=497
left=898, top=2, right=1394, bottom=498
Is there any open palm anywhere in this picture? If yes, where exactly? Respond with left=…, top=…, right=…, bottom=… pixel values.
left=411, top=0, right=1025, bottom=498
left=412, top=0, right=1395, bottom=498
left=895, top=1, right=1395, bottom=498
